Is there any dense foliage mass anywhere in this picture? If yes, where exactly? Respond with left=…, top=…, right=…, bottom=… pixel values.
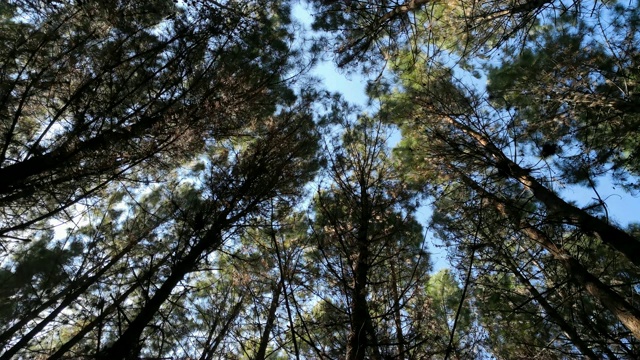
left=1, top=0, right=640, bottom=358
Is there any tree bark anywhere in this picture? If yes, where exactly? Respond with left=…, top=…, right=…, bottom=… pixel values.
left=461, top=173, right=640, bottom=341
left=255, top=281, right=282, bottom=360
left=0, top=230, right=154, bottom=358
left=346, top=176, right=382, bottom=360
left=199, top=295, right=245, bottom=360
left=442, top=114, right=640, bottom=268
left=96, top=226, right=224, bottom=359
left=502, top=252, right=599, bottom=359
left=390, top=260, right=406, bottom=360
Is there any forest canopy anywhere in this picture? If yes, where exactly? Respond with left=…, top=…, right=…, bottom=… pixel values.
left=1, top=0, right=640, bottom=359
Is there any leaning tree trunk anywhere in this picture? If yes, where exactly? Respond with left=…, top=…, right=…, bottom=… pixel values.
left=461, top=173, right=640, bottom=341
left=442, top=115, right=640, bottom=268
left=96, top=224, right=225, bottom=359
left=501, top=250, right=600, bottom=359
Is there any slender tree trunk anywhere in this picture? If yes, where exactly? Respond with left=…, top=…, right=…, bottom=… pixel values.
left=508, top=159, right=640, bottom=268
left=0, top=113, right=162, bottom=196
left=461, top=174, right=640, bottom=340
left=443, top=115, right=640, bottom=268
left=46, top=249, right=175, bottom=360
left=390, top=260, right=406, bottom=359
left=96, top=226, right=224, bottom=359
left=0, top=233, right=150, bottom=358
left=255, top=281, right=282, bottom=360
left=200, top=295, right=245, bottom=360
left=502, top=253, right=599, bottom=359
left=575, top=304, right=625, bottom=359
left=272, top=227, right=301, bottom=360
left=346, top=178, right=381, bottom=360
left=347, top=256, right=382, bottom=360
left=518, top=214, right=640, bottom=341
left=47, top=283, right=143, bottom=360
left=0, top=254, right=115, bottom=346
left=0, top=293, right=75, bottom=360
left=347, top=252, right=372, bottom=360
left=559, top=253, right=640, bottom=341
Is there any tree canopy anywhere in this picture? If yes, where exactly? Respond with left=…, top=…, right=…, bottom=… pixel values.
left=1, top=0, right=640, bottom=359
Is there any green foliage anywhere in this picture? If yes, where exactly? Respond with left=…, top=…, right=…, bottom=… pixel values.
left=351, top=3, right=640, bottom=357
left=486, top=3, right=640, bottom=190
left=3, top=0, right=640, bottom=359
left=426, top=269, right=473, bottom=343
left=0, top=234, right=82, bottom=324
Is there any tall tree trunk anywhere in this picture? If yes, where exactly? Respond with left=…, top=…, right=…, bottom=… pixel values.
left=346, top=177, right=382, bottom=360
left=47, top=283, right=144, bottom=360
left=442, top=115, right=640, bottom=268
left=0, top=239, right=134, bottom=347
left=0, top=113, right=163, bottom=197
left=47, top=249, right=176, bottom=359
left=574, top=303, right=626, bottom=359
left=347, top=251, right=373, bottom=360
left=255, top=281, right=282, bottom=360
left=461, top=173, right=640, bottom=340
left=347, top=255, right=382, bottom=360
left=96, top=226, right=225, bottom=359
left=0, top=231, right=155, bottom=359
left=390, top=260, right=406, bottom=359
left=272, top=226, right=301, bottom=360
left=199, top=295, right=245, bottom=360
left=502, top=252, right=599, bottom=359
